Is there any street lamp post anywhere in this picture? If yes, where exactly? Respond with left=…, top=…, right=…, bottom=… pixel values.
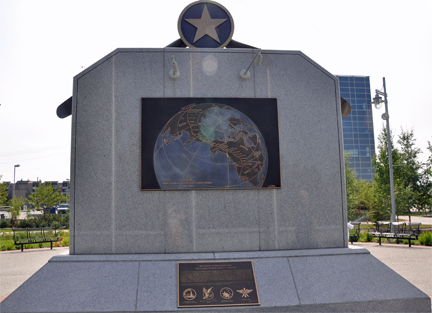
left=371, top=77, right=397, bottom=232
left=13, top=164, right=20, bottom=199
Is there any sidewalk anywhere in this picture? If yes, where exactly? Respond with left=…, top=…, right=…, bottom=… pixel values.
left=1, top=244, right=431, bottom=303
left=358, top=215, right=432, bottom=225
left=352, top=243, right=432, bottom=299
left=398, top=215, right=432, bottom=225
left=0, top=247, right=68, bottom=302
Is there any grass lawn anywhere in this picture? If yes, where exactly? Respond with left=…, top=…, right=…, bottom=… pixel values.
left=409, top=211, right=432, bottom=216
left=0, top=229, right=69, bottom=251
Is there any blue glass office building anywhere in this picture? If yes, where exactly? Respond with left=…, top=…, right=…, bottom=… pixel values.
left=337, top=76, right=375, bottom=182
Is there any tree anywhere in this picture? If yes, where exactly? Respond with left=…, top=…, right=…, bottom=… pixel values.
left=8, top=197, right=25, bottom=225
left=398, top=129, right=421, bottom=184
left=396, top=129, right=422, bottom=215
left=0, top=182, right=8, bottom=207
left=27, top=183, right=65, bottom=211
left=356, top=179, right=376, bottom=212
left=345, top=152, right=359, bottom=220
left=395, top=130, right=432, bottom=214
left=371, top=126, right=404, bottom=220
left=372, top=127, right=431, bottom=221
left=427, top=140, right=432, bottom=165
left=416, top=140, right=432, bottom=212
left=345, top=152, right=376, bottom=220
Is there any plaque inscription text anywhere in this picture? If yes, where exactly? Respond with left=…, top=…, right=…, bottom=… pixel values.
left=178, top=261, right=260, bottom=308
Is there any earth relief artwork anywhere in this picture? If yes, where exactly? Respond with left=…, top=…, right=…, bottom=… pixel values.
left=141, top=98, right=280, bottom=190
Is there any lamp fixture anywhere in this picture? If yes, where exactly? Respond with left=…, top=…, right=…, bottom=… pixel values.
left=372, top=77, right=397, bottom=233
left=371, top=90, right=385, bottom=110
left=240, top=49, right=262, bottom=80
left=169, top=55, right=180, bottom=80
left=13, top=164, right=20, bottom=199
left=256, top=51, right=263, bottom=66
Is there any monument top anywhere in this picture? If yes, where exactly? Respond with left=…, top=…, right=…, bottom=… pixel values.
left=178, top=1, right=234, bottom=48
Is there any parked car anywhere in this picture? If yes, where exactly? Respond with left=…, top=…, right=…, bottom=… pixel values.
left=43, top=206, right=57, bottom=214
left=57, top=204, right=69, bottom=215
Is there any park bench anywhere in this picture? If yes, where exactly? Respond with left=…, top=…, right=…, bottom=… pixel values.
left=12, top=227, right=62, bottom=252
left=369, top=221, right=421, bottom=247
left=349, top=222, right=361, bottom=244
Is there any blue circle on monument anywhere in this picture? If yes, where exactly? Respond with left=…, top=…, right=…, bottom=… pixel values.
left=178, top=1, right=234, bottom=48
left=153, top=103, right=268, bottom=189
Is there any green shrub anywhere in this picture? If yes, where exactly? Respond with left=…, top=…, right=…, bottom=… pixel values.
left=402, top=240, right=417, bottom=245
left=26, top=218, right=36, bottom=228
left=3, top=213, right=69, bottom=230
left=418, top=231, right=432, bottom=246
left=61, top=236, right=69, bottom=247
left=367, top=210, right=389, bottom=224
left=359, top=232, right=374, bottom=242
left=51, top=221, right=61, bottom=229
left=18, top=219, right=28, bottom=228
left=0, top=219, right=11, bottom=228
left=1, top=240, right=16, bottom=251
left=35, top=218, right=48, bottom=227
left=32, top=214, right=69, bottom=229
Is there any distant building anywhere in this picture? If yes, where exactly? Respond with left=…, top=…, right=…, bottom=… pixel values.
left=13, top=180, right=35, bottom=199
left=337, top=75, right=375, bottom=182
left=6, top=180, right=70, bottom=205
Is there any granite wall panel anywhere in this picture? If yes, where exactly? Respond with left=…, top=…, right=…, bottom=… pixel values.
left=71, top=48, right=346, bottom=254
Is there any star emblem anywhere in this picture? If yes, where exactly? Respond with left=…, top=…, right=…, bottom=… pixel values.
left=178, top=1, right=234, bottom=48
left=184, top=5, right=227, bottom=43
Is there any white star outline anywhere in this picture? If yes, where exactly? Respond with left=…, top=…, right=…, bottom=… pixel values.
left=184, top=5, right=227, bottom=44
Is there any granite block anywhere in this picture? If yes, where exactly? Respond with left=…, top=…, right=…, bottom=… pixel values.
left=214, top=247, right=369, bottom=260
left=195, top=228, right=260, bottom=252
left=0, top=261, right=139, bottom=312
left=112, top=52, right=165, bottom=247
left=74, top=230, right=114, bottom=254
left=73, top=56, right=115, bottom=254
left=50, top=247, right=368, bottom=263
left=281, top=299, right=432, bottom=312
left=137, top=261, right=178, bottom=312
left=256, top=189, right=278, bottom=250
left=163, top=49, right=193, bottom=98
left=70, top=48, right=347, bottom=254
left=3, top=249, right=429, bottom=312
left=4, top=250, right=430, bottom=312
left=289, top=254, right=429, bottom=305
left=187, top=48, right=256, bottom=98
left=114, top=191, right=167, bottom=254
left=113, top=230, right=166, bottom=254
left=50, top=251, right=215, bottom=262
left=193, top=190, right=260, bottom=252
left=114, top=50, right=164, bottom=99
left=252, top=51, right=346, bottom=250
left=253, top=258, right=300, bottom=307
left=162, top=192, right=196, bottom=253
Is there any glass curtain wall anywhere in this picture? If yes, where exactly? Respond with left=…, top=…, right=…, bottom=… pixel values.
left=337, top=75, right=375, bottom=182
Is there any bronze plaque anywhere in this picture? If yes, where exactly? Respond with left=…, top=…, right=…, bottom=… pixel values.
left=178, top=261, right=260, bottom=308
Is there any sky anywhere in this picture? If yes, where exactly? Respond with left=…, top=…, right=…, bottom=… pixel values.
left=1, top=0, right=431, bottom=182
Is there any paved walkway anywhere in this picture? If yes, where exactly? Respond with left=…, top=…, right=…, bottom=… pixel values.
left=357, top=215, right=432, bottom=225
left=352, top=243, right=432, bottom=299
left=1, top=244, right=431, bottom=303
left=399, top=215, right=432, bottom=225
left=0, top=247, right=68, bottom=302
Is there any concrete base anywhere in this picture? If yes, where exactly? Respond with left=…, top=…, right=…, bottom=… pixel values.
left=1, top=247, right=430, bottom=313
